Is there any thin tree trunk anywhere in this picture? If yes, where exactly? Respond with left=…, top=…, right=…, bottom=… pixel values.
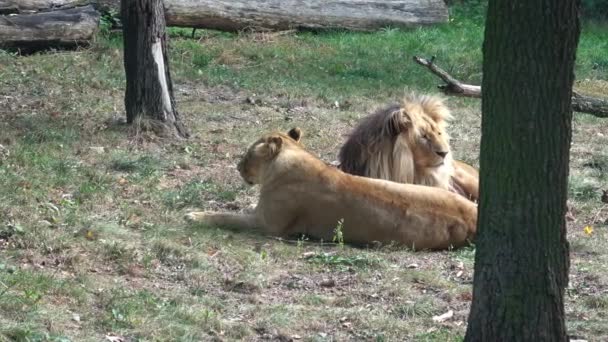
left=464, top=1, right=580, bottom=341
left=121, top=0, right=188, bottom=138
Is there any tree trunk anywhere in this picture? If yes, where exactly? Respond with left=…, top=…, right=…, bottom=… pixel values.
left=0, top=5, right=99, bottom=51
left=121, top=0, right=188, bottom=138
left=464, top=1, right=580, bottom=341
left=163, top=0, right=448, bottom=32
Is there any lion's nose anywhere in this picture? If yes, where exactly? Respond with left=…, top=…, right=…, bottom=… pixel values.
left=435, top=151, right=448, bottom=158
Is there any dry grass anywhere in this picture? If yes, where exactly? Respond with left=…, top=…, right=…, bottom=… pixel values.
left=0, top=17, right=607, bottom=342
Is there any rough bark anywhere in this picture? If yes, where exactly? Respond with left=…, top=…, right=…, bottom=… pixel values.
left=464, top=1, right=580, bottom=341
left=413, top=56, right=608, bottom=118
left=0, top=5, right=99, bottom=50
left=0, top=0, right=89, bottom=14
left=122, top=0, right=188, bottom=138
left=163, top=0, right=448, bottom=32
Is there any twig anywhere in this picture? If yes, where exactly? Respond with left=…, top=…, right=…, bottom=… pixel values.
left=0, top=279, right=15, bottom=298
left=268, top=236, right=340, bottom=246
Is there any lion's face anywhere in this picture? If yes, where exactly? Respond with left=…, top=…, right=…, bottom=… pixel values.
left=410, top=116, right=451, bottom=168
left=237, top=128, right=302, bottom=185
left=390, top=99, right=451, bottom=169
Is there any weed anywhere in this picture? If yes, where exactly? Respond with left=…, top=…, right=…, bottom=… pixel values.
left=584, top=295, right=608, bottom=309
left=99, top=11, right=119, bottom=37
left=110, top=154, right=162, bottom=178
left=454, top=245, right=476, bottom=263
left=394, top=298, right=437, bottom=319
left=307, top=252, right=378, bottom=269
left=192, top=51, right=216, bottom=69
left=569, top=175, right=600, bottom=202
left=333, top=219, right=345, bottom=247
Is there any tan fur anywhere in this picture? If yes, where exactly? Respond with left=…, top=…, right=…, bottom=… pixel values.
left=186, top=128, right=477, bottom=250
left=338, top=94, right=478, bottom=202
left=452, top=160, right=479, bottom=202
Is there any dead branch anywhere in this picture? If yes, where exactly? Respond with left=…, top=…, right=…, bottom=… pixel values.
left=413, top=56, right=608, bottom=118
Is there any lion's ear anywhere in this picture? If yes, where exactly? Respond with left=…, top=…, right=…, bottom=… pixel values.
left=399, top=109, right=413, bottom=127
left=287, top=127, right=302, bottom=142
left=386, top=108, right=409, bottom=136
left=267, top=136, right=283, bottom=155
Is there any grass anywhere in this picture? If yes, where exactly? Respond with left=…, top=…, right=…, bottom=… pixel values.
left=0, top=3, right=607, bottom=341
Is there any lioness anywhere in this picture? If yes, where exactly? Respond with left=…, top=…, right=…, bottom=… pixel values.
left=185, top=128, right=477, bottom=250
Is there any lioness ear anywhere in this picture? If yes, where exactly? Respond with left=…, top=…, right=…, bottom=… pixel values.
left=287, top=127, right=302, bottom=142
left=267, top=136, right=283, bottom=155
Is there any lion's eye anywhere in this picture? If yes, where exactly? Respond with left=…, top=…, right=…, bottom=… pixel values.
left=422, top=134, right=430, bottom=140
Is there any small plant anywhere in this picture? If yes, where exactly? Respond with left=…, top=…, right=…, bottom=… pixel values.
left=454, top=244, right=476, bottom=262
left=394, top=298, right=436, bottom=319
left=99, top=9, right=120, bottom=36
left=259, top=249, right=268, bottom=260
left=296, top=234, right=309, bottom=250
left=192, top=51, right=215, bottom=68
left=333, top=218, right=345, bottom=248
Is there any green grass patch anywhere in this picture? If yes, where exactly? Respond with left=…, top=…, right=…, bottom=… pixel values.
left=110, top=153, right=163, bottom=179
left=307, top=252, right=379, bottom=269
left=569, top=175, right=601, bottom=202
left=162, top=179, right=238, bottom=209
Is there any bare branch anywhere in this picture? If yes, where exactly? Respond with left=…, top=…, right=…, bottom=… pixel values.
left=413, top=56, right=608, bottom=118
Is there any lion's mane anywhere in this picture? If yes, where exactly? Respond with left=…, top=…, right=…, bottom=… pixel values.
left=338, top=94, right=478, bottom=201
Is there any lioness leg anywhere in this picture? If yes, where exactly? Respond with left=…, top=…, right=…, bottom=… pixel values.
left=451, top=171, right=479, bottom=202
left=451, top=161, right=479, bottom=202
left=184, top=211, right=259, bottom=230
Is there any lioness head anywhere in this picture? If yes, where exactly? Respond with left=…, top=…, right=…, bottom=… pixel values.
left=237, top=127, right=302, bottom=185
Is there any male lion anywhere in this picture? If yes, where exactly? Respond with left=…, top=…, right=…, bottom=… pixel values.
left=185, top=128, right=477, bottom=250
left=338, top=94, right=479, bottom=202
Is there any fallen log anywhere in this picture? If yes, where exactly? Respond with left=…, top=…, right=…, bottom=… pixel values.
left=0, top=0, right=89, bottom=14
left=164, top=0, right=448, bottom=32
left=413, top=56, right=608, bottom=118
left=0, top=5, right=100, bottom=51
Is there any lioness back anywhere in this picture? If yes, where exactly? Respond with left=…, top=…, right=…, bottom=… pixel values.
left=271, top=168, right=477, bottom=250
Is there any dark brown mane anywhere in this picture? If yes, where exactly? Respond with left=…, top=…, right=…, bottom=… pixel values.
left=338, top=103, right=401, bottom=176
